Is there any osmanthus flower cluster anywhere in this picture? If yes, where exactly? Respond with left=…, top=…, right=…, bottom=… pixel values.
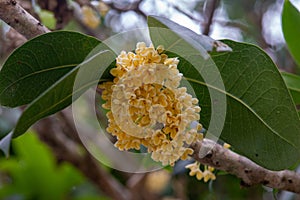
left=99, top=42, right=216, bottom=182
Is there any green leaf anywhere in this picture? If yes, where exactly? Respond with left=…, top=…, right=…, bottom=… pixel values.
left=281, top=71, right=300, bottom=106
left=13, top=50, right=116, bottom=137
left=0, top=132, right=85, bottom=199
left=148, top=16, right=300, bottom=170
left=210, top=41, right=300, bottom=170
left=0, top=31, right=100, bottom=107
left=148, top=15, right=232, bottom=52
left=282, top=0, right=300, bottom=66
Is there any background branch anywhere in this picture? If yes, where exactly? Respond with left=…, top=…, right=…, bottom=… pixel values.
left=0, top=0, right=49, bottom=39
left=105, top=0, right=147, bottom=19
left=171, top=4, right=201, bottom=22
left=202, top=0, right=219, bottom=35
left=34, top=111, right=132, bottom=200
left=191, top=139, right=300, bottom=194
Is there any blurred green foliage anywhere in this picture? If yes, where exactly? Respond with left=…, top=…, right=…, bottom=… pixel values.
left=186, top=174, right=264, bottom=200
left=0, top=132, right=107, bottom=200
left=282, top=0, right=300, bottom=67
left=39, top=10, right=56, bottom=30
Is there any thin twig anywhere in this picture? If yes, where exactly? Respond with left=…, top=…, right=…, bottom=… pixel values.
left=215, top=19, right=250, bottom=33
left=0, top=0, right=49, bottom=39
left=172, top=4, right=201, bottom=22
left=202, top=0, right=219, bottom=35
left=191, top=139, right=300, bottom=194
left=105, top=0, right=147, bottom=19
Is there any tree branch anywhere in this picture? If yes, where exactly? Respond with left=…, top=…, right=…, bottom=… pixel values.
left=34, top=112, right=132, bottom=200
left=0, top=27, right=26, bottom=61
left=190, top=139, right=300, bottom=194
left=202, top=0, right=219, bottom=35
left=171, top=4, right=201, bottom=22
left=105, top=0, right=147, bottom=19
left=0, top=0, right=49, bottom=39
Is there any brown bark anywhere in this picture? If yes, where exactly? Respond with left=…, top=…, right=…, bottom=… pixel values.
left=191, top=139, right=300, bottom=194
left=0, top=0, right=49, bottom=39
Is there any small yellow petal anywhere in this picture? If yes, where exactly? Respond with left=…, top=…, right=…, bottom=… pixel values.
left=223, top=143, right=231, bottom=149
left=196, top=171, right=203, bottom=180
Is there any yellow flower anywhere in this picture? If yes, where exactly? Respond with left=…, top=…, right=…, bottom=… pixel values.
left=186, top=161, right=216, bottom=182
left=223, top=143, right=231, bottom=149
left=97, top=2, right=109, bottom=16
left=145, top=170, right=171, bottom=193
left=185, top=162, right=203, bottom=180
left=99, top=42, right=202, bottom=166
left=181, top=148, right=194, bottom=160
left=81, top=6, right=100, bottom=29
left=203, top=168, right=216, bottom=182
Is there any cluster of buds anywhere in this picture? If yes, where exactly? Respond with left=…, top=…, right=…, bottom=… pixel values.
left=98, top=42, right=232, bottom=184
left=99, top=42, right=203, bottom=166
